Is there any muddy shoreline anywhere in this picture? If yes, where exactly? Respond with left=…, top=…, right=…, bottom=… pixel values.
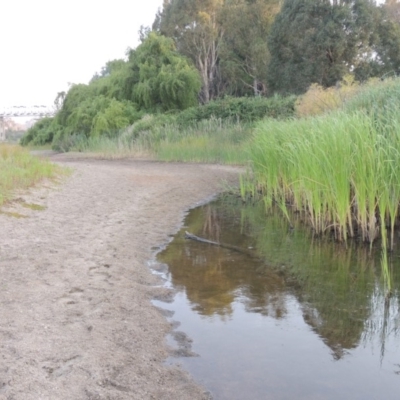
left=0, top=154, right=241, bottom=400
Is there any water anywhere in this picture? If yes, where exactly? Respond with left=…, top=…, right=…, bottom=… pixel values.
left=155, top=195, right=400, bottom=400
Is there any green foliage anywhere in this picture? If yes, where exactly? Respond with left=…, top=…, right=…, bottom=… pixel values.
left=22, top=89, right=141, bottom=149
left=154, top=118, right=251, bottom=164
left=343, top=77, right=400, bottom=115
left=64, top=95, right=110, bottom=136
left=353, top=4, right=400, bottom=81
left=154, top=0, right=224, bottom=103
left=56, top=84, right=95, bottom=128
left=51, top=133, right=87, bottom=153
left=129, top=32, right=201, bottom=111
left=21, top=33, right=200, bottom=150
left=267, top=0, right=396, bottom=95
left=247, top=77, right=400, bottom=265
left=77, top=115, right=251, bottom=164
left=176, top=95, right=296, bottom=125
left=91, top=99, right=140, bottom=137
left=218, top=0, right=281, bottom=97
left=20, top=118, right=59, bottom=146
left=155, top=0, right=281, bottom=100
left=122, top=113, right=177, bottom=142
left=89, top=61, right=134, bottom=101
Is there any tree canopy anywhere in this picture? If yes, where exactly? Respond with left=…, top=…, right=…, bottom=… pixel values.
left=154, top=0, right=225, bottom=103
left=218, top=0, right=281, bottom=96
left=28, top=32, right=201, bottom=146
left=267, top=0, right=400, bottom=94
left=154, top=0, right=281, bottom=99
left=128, top=32, right=201, bottom=111
left=21, top=0, right=400, bottom=147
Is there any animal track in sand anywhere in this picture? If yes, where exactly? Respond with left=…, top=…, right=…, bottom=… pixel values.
left=42, top=355, right=83, bottom=379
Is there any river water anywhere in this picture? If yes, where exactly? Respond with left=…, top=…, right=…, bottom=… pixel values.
left=154, top=195, right=400, bottom=400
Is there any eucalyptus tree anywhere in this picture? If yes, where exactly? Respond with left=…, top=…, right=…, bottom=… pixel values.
left=219, top=0, right=281, bottom=96
left=155, top=0, right=283, bottom=99
left=154, top=0, right=225, bottom=103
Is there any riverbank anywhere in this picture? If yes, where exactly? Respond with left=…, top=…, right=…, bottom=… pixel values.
left=0, top=154, right=241, bottom=399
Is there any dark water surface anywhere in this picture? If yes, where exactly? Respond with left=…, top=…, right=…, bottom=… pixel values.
left=155, top=195, right=400, bottom=400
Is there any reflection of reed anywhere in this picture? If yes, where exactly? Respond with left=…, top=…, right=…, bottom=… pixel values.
left=241, top=200, right=386, bottom=358
left=202, top=204, right=221, bottom=243
left=381, top=296, right=390, bottom=364
left=161, top=194, right=400, bottom=363
left=362, top=286, right=400, bottom=366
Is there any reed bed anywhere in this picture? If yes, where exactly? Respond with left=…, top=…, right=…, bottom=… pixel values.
left=75, top=117, right=251, bottom=164
left=249, top=83, right=400, bottom=257
left=0, top=144, right=59, bottom=206
left=71, top=135, right=151, bottom=159
left=154, top=119, right=251, bottom=164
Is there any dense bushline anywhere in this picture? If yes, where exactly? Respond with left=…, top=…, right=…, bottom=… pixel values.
left=176, top=95, right=296, bottom=125
left=21, top=91, right=296, bottom=150
left=155, top=0, right=400, bottom=99
left=21, top=0, right=400, bottom=150
left=21, top=33, right=201, bottom=149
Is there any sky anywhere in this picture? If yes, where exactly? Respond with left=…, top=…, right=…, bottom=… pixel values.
left=0, top=0, right=164, bottom=110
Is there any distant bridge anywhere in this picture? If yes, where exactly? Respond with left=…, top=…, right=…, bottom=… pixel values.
left=0, top=105, right=56, bottom=141
left=0, top=105, right=55, bottom=118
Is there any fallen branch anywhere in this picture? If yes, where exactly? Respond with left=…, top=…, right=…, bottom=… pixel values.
left=184, top=231, right=259, bottom=259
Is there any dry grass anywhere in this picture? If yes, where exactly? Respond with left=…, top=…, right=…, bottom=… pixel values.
left=295, top=75, right=362, bottom=117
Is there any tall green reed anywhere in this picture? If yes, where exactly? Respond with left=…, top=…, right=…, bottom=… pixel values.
left=246, top=78, right=400, bottom=295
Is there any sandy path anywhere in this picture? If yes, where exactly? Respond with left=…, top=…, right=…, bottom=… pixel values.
left=0, top=155, right=241, bottom=400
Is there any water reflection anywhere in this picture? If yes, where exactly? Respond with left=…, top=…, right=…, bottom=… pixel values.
left=158, top=195, right=400, bottom=398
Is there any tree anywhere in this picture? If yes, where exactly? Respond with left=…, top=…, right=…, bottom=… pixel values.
left=267, top=0, right=382, bottom=95
left=54, top=91, right=66, bottom=111
left=21, top=33, right=202, bottom=146
left=56, top=84, right=95, bottom=129
left=154, top=0, right=225, bottom=103
left=54, top=84, right=138, bottom=138
left=385, top=0, right=400, bottom=25
left=219, top=0, right=281, bottom=96
left=91, top=99, right=138, bottom=137
left=354, top=3, right=400, bottom=80
left=127, top=32, right=201, bottom=111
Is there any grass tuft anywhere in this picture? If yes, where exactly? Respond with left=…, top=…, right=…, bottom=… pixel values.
left=0, top=144, right=61, bottom=206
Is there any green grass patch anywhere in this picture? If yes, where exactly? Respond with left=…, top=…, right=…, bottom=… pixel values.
left=156, top=134, right=248, bottom=164
left=0, top=144, right=61, bottom=206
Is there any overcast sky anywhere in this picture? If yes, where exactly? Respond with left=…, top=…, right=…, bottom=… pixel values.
left=0, top=0, right=163, bottom=110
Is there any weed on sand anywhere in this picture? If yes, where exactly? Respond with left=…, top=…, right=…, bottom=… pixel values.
left=0, top=144, right=61, bottom=206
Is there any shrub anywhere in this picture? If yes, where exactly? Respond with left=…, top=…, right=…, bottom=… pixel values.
left=52, top=132, right=87, bottom=153
left=121, top=113, right=177, bottom=142
left=176, top=95, right=297, bottom=126
left=20, top=118, right=57, bottom=146
left=295, top=75, right=361, bottom=117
